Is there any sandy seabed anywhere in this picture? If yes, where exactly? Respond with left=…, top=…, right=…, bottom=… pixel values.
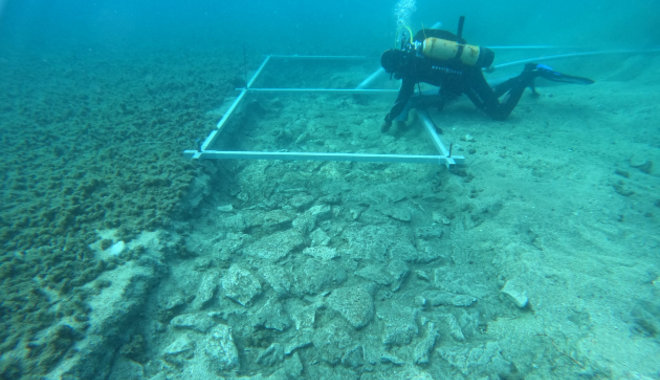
left=1, top=50, right=658, bottom=379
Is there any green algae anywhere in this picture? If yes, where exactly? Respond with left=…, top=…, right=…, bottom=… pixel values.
left=0, top=50, right=236, bottom=377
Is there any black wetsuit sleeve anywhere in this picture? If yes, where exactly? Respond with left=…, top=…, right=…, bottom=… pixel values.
left=386, top=78, right=415, bottom=122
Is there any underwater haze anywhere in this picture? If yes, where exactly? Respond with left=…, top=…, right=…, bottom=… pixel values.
left=1, top=0, right=659, bottom=379
left=2, top=0, right=659, bottom=55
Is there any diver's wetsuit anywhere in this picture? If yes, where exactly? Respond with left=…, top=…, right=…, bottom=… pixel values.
left=385, top=29, right=532, bottom=123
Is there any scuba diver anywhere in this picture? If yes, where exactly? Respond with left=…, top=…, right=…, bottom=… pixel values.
left=381, top=19, right=594, bottom=132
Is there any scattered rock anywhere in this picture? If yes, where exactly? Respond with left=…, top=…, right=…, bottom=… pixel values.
left=258, top=264, right=292, bottom=297
left=292, top=258, right=347, bottom=296
left=379, top=305, right=419, bottom=346
left=171, top=312, right=215, bottom=333
left=216, top=204, right=234, bottom=212
left=282, top=352, right=304, bottom=378
left=415, top=295, right=428, bottom=308
left=217, top=232, right=249, bottom=257
left=162, top=334, right=195, bottom=367
left=181, top=173, right=211, bottom=211
left=414, top=240, right=450, bottom=264
left=284, top=328, right=314, bottom=355
left=308, top=204, right=332, bottom=220
left=389, top=240, right=422, bottom=263
left=107, top=357, right=144, bottom=380
left=612, top=180, right=634, bottom=197
left=422, top=290, right=477, bottom=307
left=415, top=270, right=431, bottom=281
left=415, top=225, right=444, bottom=240
left=288, top=301, right=318, bottom=331
left=460, top=134, right=475, bottom=142
left=443, top=313, right=466, bottom=341
left=390, top=367, right=435, bottom=379
left=204, top=324, right=239, bottom=372
left=262, top=210, right=294, bottom=231
left=327, top=286, right=374, bottom=329
left=240, top=210, right=274, bottom=231
left=431, top=211, right=451, bottom=226
left=414, top=322, right=438, bottom=365
left=254, top=299, right=291, bottom=332
left=244, top=230, right=304, bottom=261
left=341, top=345, right=365, bottom=368
left=438, top=342, right=512, bottom=377
left=192, top=271, right=219, bottom=309
left=312, top=320, right=353, bottom=364
left=221, top=265, right=262, bottom=306
left=310, top=228, right=331, bottom=246
left=380, top=353, right=405, bottom=366
left=303, top=246, right=339, bottom=261
left=629, top=156, right=653, bottom=174
left=614, top=169, right=630, bottom=178
left=220, top=214, right=249, bottom=232
left=289, top=194, right=315, bottom=210
left=108, top=241, right=126, bottom=256
left=264, top=352, right=304, bottom=379
left=119, top=334, right=147, bottom=364
left=256, top=343, right=285, bottom=366
left=49, top=260, right=160, bottom=379
left=292, top=204, right=332, bottom=233
left=344, top=224, right=396, bottom=260
left=386, top=259, right=409, bottom=291
left=292, top=212, right=316, bottom=234
left=379, top=204, right=412, bottom=222
left=501, top=279, right=529, bottom=309
left=158, top=291, right=191, bottom=322
left=356, top=264, right=392, bottom=286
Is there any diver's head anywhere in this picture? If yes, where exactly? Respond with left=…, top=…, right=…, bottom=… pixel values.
left=381, top=49, right=409, bottom=78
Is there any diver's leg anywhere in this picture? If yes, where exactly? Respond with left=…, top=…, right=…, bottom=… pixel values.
left=464, top=70, right=506, bottom=119
left=470, top=68, right=533, bottom=120
left=491, top=64, right=540, bottom=97
left=493, top=77, right=521, bottom=97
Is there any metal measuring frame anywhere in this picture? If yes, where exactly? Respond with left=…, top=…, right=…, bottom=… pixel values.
left=184, top=54, right=465, bottom=168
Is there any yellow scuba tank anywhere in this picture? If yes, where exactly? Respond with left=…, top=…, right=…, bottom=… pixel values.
left=421, top=37, right=494, bottom=68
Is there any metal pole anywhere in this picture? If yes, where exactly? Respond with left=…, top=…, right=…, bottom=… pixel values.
left=494, top=48, right=660, bottom=69
left=246, top=87, right=397, bottom=94
left=184, top=149, right=450, bottom=165
left=488, top=45, right=577, bottom=50
left=417, top=110, right=464, bottom=167
left=246, top=55, right=272, bottom=89
left=268, top=54, right=368, bottom=60
left=199, top=55, right=273, bottom=151
left=356, top=68, right=386, bottom=89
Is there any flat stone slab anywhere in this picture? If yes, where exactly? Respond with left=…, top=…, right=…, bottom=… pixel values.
left=501, top=279, right=529, bottom=308
left=204, top=324, right=239, bottom=372
left=303, top=246, right=339, bottom=261
left=170, top=313, right=215, bottom=333
left=327, top=286, right=374, bottom=329
left=244, top=230, right=304, bottom=261
left=422, top=290, right=477, bottom=307
left=221, top=265, right=262, bottom=306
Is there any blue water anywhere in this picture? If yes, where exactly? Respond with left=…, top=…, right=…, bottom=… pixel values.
left=2, top=0, right=658, bottom=57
